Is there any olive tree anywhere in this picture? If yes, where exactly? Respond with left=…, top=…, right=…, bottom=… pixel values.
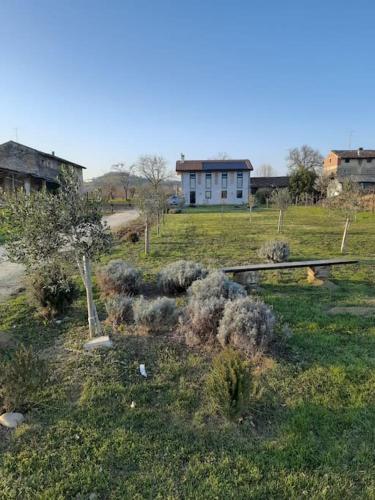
left=1, top=167, right=112, bottom=338
left=270, top=188, right=291, bottom=233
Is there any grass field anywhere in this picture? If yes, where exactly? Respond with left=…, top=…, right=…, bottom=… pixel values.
left=1, top=206, right=375, bottom=498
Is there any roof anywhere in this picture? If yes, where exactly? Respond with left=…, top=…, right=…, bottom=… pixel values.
left=251, top=176, right=289, bottom=188
left=1, top=141, right=86, bottom=169
left=332, top=149, right=375, bottom=160
left=176, top=159, right=253, bottom=172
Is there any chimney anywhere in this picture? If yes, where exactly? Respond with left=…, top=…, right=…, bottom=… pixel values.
left=51, top=151, right=55, bottom=156
left=357, top=147, right=363, bottom=156
left=180, top=153, right=185, bottom=162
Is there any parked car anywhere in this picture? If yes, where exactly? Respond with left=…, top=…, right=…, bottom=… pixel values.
left=167, top=194, right=183, bottom=207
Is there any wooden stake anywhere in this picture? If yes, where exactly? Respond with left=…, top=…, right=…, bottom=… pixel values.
left=340, top=217, right=350, bottom=254
left=82, top=255, right=95, bottom=339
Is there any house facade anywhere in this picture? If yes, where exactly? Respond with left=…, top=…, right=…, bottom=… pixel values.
left=176, top=159, right=253, bottom=205
left=250, top=176, right=289, bottom=194
left=324, top=148, right=375, bottom=191
left=0, top=141, right=85, bottom=193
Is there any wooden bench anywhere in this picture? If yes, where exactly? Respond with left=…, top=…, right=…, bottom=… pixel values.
left=222, top=258, right=359, bottom=286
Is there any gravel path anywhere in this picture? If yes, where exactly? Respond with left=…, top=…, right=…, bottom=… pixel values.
left=0, top=209, right=140, bottom=303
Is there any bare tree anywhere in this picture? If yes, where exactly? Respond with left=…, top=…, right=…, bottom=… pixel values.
left=287, top=145, right=323, bottom=173
left=112, top=162, right=135, bottom=200
left=137, top=155, right=169, bottom=193
left=209, top=152, right=230, bottom=160
left=314, top=173, right=331, bottom=200
left=257, top=164, right=275, bottom=177
left=270, top=188, right=291, bottom=233
left=136, top=189, right=159, bottom=255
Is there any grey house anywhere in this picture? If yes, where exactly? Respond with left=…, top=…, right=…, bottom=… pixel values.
left=0, top=141, right=85, bottom=193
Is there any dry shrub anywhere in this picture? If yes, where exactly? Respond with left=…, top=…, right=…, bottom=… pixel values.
left=217, top=297, right=275, bottom=356
left=188, top=271, right=246, bottom=302
left=181, top=297, right=225, bottom=347
left=115, top=219, right=145, bottom=243
left=158, top=260, right=208, bottom=294
left=0, top=345, right=48, bottom=412
left=105, top=295, right=133, bottom=328
left=98, top=260, right=142, bottom=297
left=28, top=261, right=78, bottom=318
left=133, top=296, right=178, bottom=334
left=257, top=240, right=290, bottom=263
left=205, top=348, right=252, bottom=419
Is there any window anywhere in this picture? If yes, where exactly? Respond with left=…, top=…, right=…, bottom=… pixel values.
left=221, top=190, right=227, bottom=199
left=237, top=172, right=243, bottom=188
left=345, top=159, right=350, bottom=163
left=205, top=190, right=211, bottom=199
left=190, top=173, right=196, bottom=189
left=237, top=190, right=243, bottom=199
left=205, top=173, right=212, bottom=189
left=221, top=172, right=227, bottom=189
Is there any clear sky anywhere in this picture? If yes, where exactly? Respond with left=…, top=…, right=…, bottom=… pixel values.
left=1, top=0, right=375, bottom=179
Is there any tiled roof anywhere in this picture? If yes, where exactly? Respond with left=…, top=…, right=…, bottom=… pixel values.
left=176, top=159, right=253, bottom=172
left=251, top=176, right=289, bottom=188
left=332, top=149, right=375, bottom=159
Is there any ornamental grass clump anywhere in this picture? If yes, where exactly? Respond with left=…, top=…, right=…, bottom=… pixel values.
left=217, top=296, right=275, bottom=357
left=98, top=260, right=142, bottom=297
left=28, top=261, right=78, bottom=318
left=0, top=345, right=48, bottom=412
left=158, top=260, right=208, bottom=294
left=188, top=271, right=246, bottom=302
left=105, top=295, right=134, bottom=328
left=133, top=296, right=178, bottom=334
left=205, top=348, right=252, bottom=419
left=257, top=240, right=290, bottom=263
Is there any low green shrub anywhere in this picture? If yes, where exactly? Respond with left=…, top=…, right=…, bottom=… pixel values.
left=105, top=295, right=133, bottom=328
left=28, top=261, right=78, bottom=318
left=205, top=348, right=252, bottom=419
left=133, top=296, right=178, bottom=334
left=158, top=260, right=208, bottom=294
left=257, top=240, right=290, bottom=263
left=217, top=297, right=275, bottom=356
left=0, top=345, right=48, bottom=412
left=98, top=260, right=142, bottom=297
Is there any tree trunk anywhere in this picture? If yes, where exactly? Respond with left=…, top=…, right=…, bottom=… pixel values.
left=340, top=217, right=350, bottom=254
left=82, top=255, right=96, bottom=339
left=145, top=220, right=150, bottom=255
left=156, top=212, right=160, bottom=236
left=277, top=209, right=282, bottom=233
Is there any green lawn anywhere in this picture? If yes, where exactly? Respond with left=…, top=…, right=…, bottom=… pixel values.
left=1, top=207, right=375, bottom=498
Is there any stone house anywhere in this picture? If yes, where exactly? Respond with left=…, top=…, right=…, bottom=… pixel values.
left=324, top=148, right=375, bottom=193
left=176, top=158, right=253, bottom=205
left=0, top=141, right=85, bottom=193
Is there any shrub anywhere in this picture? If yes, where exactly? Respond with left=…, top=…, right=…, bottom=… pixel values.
left=217, top=297, right=275, bottom=356
left=28, top=261, right=78, bottom=318
left=158, top=260, right=208, bottom=294
left=257, top=240, right=290, bottom=263
left=115, top=219, right=145, bottom=242
left=0, top=345, right=48, bottom=412
left=188, top=271, right=246, bottom=302
left=255, top=187, right=272, bottom=205
left=98, top=260, right=142, bottom=297
left=105, top=295, right=133, bottom=328
left=181, top=297, right=226, bottom=347
left=205, top=348, right=252, bottom=419
left=133, top=296, right=178, bottom=334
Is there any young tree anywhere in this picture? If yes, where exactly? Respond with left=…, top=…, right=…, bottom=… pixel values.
left=1, top=167, right=112, bottom=338
left=270, top=188, right=291, bottom=233
left=287, top=145, right=323, bottom=173
left=326, top=180, right=363, bottom=253
left=314, top=173, right=331, bottom=200
left=289, top=166, right=317, bottom=203
left=136, top=189, right=159, bottom=255
left=112, top=162, right=135, bottom=200
left=137, top=155, right=169, bottom=193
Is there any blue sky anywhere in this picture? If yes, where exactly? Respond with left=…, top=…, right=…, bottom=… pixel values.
left=1, top=0, right=375, bottom=178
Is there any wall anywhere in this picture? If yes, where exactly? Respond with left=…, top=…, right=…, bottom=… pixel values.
left=180, top=170, right=250, bottom=205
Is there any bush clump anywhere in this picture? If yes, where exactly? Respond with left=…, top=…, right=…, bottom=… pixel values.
left=0, top=345, right=48, bottom=412
left=105, top=295, right=133, bottom=328
left=181, top=297, right=225, bottom=347
left=98, top=260, right=142, bottom=297
left=188, top=271, right=246, bottom=301
left=28, top=261, right=78, bottom=318
left=205, top=348, right=252, bottom=419
left=217, top=297, right=275, bottom=356
left=133, top=296, right=178, bottom=334
left=257, top=240, right=290, bottom=263
left=158, top=260, right=208, bottom=294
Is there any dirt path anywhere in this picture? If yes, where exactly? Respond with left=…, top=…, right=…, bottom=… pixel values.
left=0, top=210, right=140, bottom=303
